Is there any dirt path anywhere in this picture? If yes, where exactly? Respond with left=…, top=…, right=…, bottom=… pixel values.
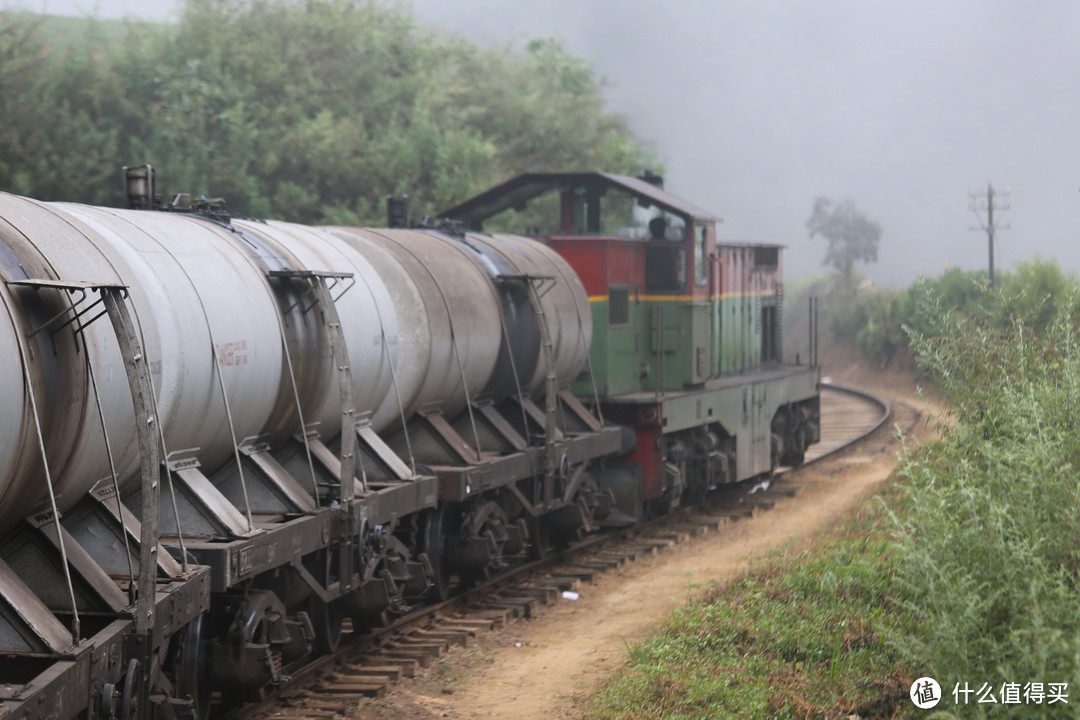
left=354, top=388, right=936, bottom=720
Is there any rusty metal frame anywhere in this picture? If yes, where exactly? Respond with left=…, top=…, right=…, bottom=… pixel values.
left=558, top=390, right=604, bottom=432
left=473, top=400, right=528, bottom=451
left=25, top=510, right=129, bottom=613
left=97, top=286, right=162, bottom=636
left=8, top=281, right=162, bottom=637
left=168, top=458, right=258, bottom=538
left=356, top=421, right=414, bottom=481
left=87, top=485, right=183, bottom=577
left=238, top=442, right=318, bottom=512
left=418, top=409, right=481, bottom=464
left=431, top=426, right=623, bottom=505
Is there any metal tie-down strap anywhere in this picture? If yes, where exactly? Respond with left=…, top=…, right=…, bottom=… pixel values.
left=500, top=275, right=561, bottom=494
left=9, top=280, right=162, bottom=637
left=268, top=270, right=358, bottom=498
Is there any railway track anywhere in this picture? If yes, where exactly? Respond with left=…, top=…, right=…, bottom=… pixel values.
left=803, top=383, right=892, bottom=462
left=226, top=384, right=892, bottom=720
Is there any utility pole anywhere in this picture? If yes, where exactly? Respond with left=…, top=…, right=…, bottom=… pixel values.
left=969, top=183, right=1010, bottom=289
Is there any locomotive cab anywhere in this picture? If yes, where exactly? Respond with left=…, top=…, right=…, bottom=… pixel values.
left=439, top=171, right=789, bottom=397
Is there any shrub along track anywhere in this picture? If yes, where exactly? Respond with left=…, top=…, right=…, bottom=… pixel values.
left=228, top=385, right=899, bottom=720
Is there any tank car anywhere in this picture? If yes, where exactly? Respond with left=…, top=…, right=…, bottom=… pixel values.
left=0, top=167, right=620, bottom=718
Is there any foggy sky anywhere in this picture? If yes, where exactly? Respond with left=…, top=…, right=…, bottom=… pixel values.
left=6, top=0, right=1079, bottom=285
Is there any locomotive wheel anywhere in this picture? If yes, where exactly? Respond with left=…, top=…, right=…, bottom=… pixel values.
left=309, top=596, right=345, bottom=654
left=174, top=615, right=211, bottom=720
left=420, top=507, right=452, bottom=602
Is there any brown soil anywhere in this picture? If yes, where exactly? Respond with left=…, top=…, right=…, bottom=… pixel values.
left=350, top=369, right=939, bottom=720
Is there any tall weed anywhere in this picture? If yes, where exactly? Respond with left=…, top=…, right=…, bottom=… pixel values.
left=893, top=294, right=1080, bottom=715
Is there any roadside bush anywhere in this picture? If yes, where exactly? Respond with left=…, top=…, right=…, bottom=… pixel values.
left=892, top=294, right=1080, bottom=716
left=785, top=259, right=1077, bottom=370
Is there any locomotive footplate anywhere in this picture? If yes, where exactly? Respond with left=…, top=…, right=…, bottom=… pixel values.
left=176, top=475, right=439, bottom=592
left=431, top=426, right=623, bottom=502
left=605, top=365, right=820, bottom=486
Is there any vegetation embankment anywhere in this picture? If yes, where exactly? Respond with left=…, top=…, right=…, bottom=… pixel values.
left=0, top=0, right=654, bottom=222
left=785, top=258, right=1076, bottom=372
left=587, top=269, right=1080, bottom=719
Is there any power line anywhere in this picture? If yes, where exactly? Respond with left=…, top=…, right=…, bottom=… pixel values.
left=969, top=183, right=1010, bottom=289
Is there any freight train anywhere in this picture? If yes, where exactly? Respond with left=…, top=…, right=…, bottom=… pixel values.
left=0, top=168, right=819, bottom=719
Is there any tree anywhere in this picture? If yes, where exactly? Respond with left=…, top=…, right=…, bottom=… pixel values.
left=0, top=1, right=657, bottom=223
left=806, top=197, right=881, bottom=280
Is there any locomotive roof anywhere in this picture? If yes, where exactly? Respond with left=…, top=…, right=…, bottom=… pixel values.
left=438, top=172, right=723, bottom=228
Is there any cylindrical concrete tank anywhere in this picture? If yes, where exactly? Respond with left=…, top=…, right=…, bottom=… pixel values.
left=0, top=193, right=595, bottom=532
left=56, top=204, right=287, bottom=480
left=491, top=233, right=592, bottom=392
left=464, top=232, right=592, bottom=395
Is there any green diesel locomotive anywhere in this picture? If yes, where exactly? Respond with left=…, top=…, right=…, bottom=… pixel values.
left=443, top=172, right=821, bottom=520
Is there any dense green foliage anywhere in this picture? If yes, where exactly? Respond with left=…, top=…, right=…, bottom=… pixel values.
left=891, top=292, right=1080, bottom=717
left=786, top=257, right=1078, bottom=368
left=0, top=1, right=654, bottom=222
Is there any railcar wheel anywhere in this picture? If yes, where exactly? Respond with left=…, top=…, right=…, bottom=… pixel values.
left=420, top=507, right=452, bottom=602
left=527, top=514, right=552, bottom=560
left=309, top=597, right=345, bottom=655
left=174, top=615, right=210, bottom=720
left=117, top=659, right=140, bottom=720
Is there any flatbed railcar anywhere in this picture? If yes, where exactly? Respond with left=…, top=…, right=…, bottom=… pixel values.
left=0, top=168, right=818, bottom=719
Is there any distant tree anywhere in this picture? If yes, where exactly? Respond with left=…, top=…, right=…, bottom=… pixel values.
left=806, top=197, right=881, bottom=281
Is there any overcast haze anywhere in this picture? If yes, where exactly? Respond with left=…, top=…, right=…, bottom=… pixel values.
left=6, top=0, right=1079, bottom=285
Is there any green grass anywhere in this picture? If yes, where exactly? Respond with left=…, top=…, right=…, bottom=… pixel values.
left=583, top=497, right=915, bottom=720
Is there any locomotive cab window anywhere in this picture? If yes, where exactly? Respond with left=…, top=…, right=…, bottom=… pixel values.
left=645, top=245, right=687, bottom=293
left=694, top=226, right=708, bottom=287
left=754, top=246, right=779, bottom=270
left=761, top=305, right=779, bottom=363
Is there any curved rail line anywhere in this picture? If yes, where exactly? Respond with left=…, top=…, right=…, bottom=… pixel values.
left=801, top=382, right=891, bottom=465
left=228, top=383, right=893, bottom=719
